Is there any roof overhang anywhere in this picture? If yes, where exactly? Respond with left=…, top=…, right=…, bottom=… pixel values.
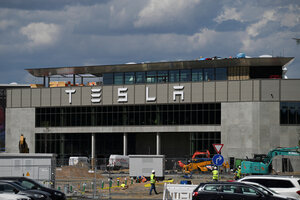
left=25, top=57, right=294, bottom=78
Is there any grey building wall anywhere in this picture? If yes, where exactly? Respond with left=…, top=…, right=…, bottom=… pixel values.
left=5, top=108, right=35, bottom=153
left=221, top=102, right=299, bottom=159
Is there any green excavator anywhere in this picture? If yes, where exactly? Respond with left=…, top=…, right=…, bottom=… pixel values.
left=241, top=146, right=300, bottom=175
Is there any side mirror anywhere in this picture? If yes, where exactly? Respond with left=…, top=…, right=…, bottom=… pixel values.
left=13, top=188, right=19, bottom=194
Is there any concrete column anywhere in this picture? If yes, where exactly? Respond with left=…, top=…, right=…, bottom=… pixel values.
left=123, top=133, right=128, bottom=156
left=156, top=132, right=161, bottom=155
left=91, top=133, right=96, bottom=168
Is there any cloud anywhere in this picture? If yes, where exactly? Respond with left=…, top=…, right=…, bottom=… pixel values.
left=246, top=10, right=276, bottom=37
left=214, top=7, right=243, bottom=24
left=20, top=22, right=61, bottom=47
left=134, top=0, right=201, bottom=28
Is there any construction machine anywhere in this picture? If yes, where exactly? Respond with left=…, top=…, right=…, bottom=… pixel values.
left=178, top=150, right=212, bottom=173
left=241, top=146, right=300, bottom=175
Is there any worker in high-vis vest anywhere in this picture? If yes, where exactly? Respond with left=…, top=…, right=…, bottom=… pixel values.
left=236, top=166, right=242, bottom=180
left=149, top=170, right=158, bottom=195
left=212, top=166, right=219, bottom=181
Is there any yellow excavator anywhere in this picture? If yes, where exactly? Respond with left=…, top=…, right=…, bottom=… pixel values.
left=19, top=134, right=29, bottom=153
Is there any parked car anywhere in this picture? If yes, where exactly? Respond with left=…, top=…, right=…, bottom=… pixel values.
left=0, top=180, right=51, bottom=200
left=0, top=177, right=65, bottom=200
left=192, top=181, right=296, bottom=200
left=238, top=175, right=300, bottom=199
left=0, top=193, right=31, bottom=200
left=242, top=181, right=297, bottom=199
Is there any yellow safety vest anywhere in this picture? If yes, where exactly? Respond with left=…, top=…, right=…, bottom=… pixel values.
left=212, top=170, right=219, bottom=180
left=237, top=169, right=241, bottom=178
left=150, top=174, right=156, bottom=184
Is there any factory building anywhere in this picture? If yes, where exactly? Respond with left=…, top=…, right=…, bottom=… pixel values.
left=4, top=57, right=300, bottom=166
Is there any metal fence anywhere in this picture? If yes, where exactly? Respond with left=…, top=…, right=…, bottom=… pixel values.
left=52, top=156, right=300, bottom=199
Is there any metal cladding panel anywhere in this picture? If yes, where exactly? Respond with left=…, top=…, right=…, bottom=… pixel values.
left=203, top=82, right=215, bottom=102
left=61, top=87, right=81, bottom=106
left=41, top=88, right=51, bottom=107
left=31, top=89, right=41, bottom=107
left=102, top=86, right=113, bottom=105
left=51, top=88, right=61, bottom=106
left=180, top=83, right=191, bottom=103
left=191, top=82, right=203, bottom=103
left=168, top=83, right=180, bottom=103
left=281, top=80, right=300, bottom=101
left=241, top=80, right=253, bottom=101
left=146, top=84, right=156, bottom=104
left=113, top=85, right=129, bottom=105
left=253, top=80, right=260, bottom=101
left=127, top=85, right=135, bottom=104
left=82, top=87, right=92, bottom=106
left=21, top=89, right=31, bottom=107
left=228, top=81, right=240, bottom=102
left=6, top=89, right=11, bottom=108
left=11, top=89, right=21, bottom=108
left=156, top=83, right=168, bottom=104
left=216, top=81, right=227, bottom=102
left=261, top=80, right=280, bottom=101
left=135, top=85, right=145, bottom=104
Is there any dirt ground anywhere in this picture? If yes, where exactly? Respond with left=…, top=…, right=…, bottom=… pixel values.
left=55, top=166, right=235, bottom=199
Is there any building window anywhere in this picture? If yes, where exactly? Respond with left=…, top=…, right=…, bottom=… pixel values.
left=204, top=68, right=215, bottom=81
left=103, top=73, right=114, bottom=85
left=36, top=103, right=221, bottom=127
left=280, top=102, right=300, bottom=124
left=146, top=71, right=157, bottom=83
left=114, top=73, right=124, bottom=85
left=192, top=69, right=203, bottom=82
left=216, top=68, right=227, bottom=80
left=169, top=70, right=180, bottom=83
left=125, top=72, right=135, bottom=84
left=157, top=71, right=168, bottom=83
left=136, top=72, right=145, bottom=84
left=190, top=132, right=221, bottom=157
left=180, top=69, right=191, bottom=82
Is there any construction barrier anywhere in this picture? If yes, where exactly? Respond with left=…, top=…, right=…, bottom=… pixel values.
left=163, top=183, right=197, bottom=200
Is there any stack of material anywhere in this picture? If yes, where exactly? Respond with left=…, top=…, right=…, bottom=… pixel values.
left=30, top=84, right=44, bottom=88
left=49, top=81, right=67, bottom=87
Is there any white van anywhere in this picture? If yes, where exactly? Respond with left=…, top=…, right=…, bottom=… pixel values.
left=107, top=155, right=129, bottom=169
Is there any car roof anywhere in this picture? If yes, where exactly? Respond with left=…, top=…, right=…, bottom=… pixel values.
left=241, top=175, right=300, bottom=180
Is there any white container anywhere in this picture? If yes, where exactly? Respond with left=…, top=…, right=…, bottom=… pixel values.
left=129, top=155, right=165, bottom=178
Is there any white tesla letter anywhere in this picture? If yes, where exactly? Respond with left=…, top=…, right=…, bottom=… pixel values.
left=65, top=89, right=76, bottom=104
left=91, top=88, right=102, bottom=103
left=118, top=88, right=128, bottom=102
left=173, top=86, right=184, bottom=101
left=146, top=87, right=156, bottom=102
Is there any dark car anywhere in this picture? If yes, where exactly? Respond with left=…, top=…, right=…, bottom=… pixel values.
left=192, top=182, right=296, bottom=200
left=0, top=180, right=51, bottom=200
left=0, top=177, right=66, bottom=200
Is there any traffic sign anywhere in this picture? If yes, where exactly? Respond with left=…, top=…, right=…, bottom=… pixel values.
left=213, top=144, right=224, bottom=154
left=212, top=154, right=224, bottom=166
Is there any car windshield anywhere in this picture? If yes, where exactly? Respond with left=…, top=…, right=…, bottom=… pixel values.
left=10, top=182, right=30, bottom=191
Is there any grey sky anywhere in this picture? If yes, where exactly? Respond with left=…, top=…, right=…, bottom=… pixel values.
left=0, top=0, right=299, bottom=84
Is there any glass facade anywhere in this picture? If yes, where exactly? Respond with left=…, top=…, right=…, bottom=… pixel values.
left=190, top=132, right=221, bottom=156
left=35, top=132, right=220, bottom=160
left=36, top=103, right=221, bottom=127
left=280, top=102, right=300, bottom=124
left=103, top=67, right=227, bottom=85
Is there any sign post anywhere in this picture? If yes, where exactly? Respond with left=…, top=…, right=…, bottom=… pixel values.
left=212, top=144, right=224, bottom=181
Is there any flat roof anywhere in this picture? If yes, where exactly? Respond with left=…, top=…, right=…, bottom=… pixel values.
left=26, top=57, right=294, bottom=77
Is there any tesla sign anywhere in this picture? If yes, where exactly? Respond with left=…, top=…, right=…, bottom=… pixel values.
left=65, top=86, right=184, bottom=104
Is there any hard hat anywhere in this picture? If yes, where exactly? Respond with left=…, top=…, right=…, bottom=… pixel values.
left=152, top=170, right=155, bottom=173
left=239, top=166, right=241, bottom=169
left=214, top=166, right=217, bottom=170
